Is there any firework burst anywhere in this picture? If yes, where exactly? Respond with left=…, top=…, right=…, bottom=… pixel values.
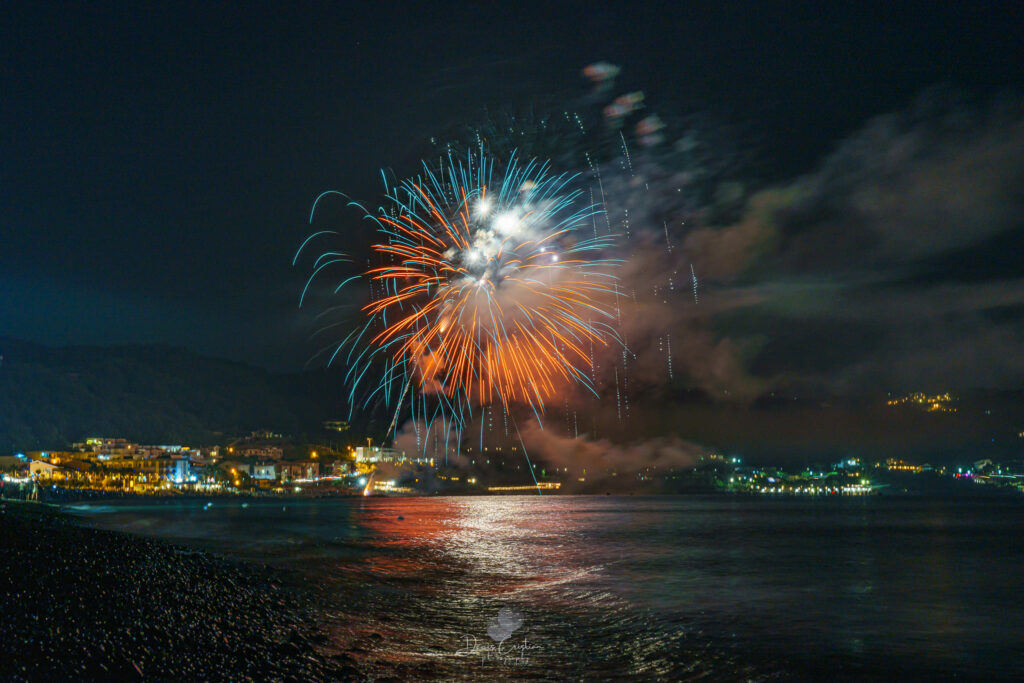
left=298, top=150, right=620, bottom=442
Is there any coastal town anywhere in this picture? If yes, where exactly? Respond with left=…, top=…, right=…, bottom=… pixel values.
left=3, top=429, right=1023, bottom=498
left=0, top=431, right=422, bottom=497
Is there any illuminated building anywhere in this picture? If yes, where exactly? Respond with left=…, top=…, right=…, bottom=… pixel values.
left=278, top=461, right=319, bottom=481
left=487, top=483, right=562, bottom=492
left=237, top=446, right=283, bottom=460
left=29, top=461, right=60, bottom=477
left=354, top=446, right=433, bottom=466
left=252, top=463, right=277, bottom=480
left=89, top=456, right=196, bottom=485
left=886, top=392, right=957, bottom=412
left=247, top=430, right=282, bottom=440
left=886, top=458, right=923, bottom=473
left=74, top=438, right=137, bottom=457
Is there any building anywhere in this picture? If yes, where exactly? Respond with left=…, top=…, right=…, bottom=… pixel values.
left=886, top=458, right=923, bottom=473
left=279, top=461, right=319, bottom=481
left=170, top=458, right=192, bottom=483
left=29, top=461, right=59, bottom=477
left=24, top=450, right=87, bottom=464
left=238, top=446, right=283, bottom=460
left=355, top=446, right=406, bottom=464
left=135, top=445, right=169, bottom=459
left=106, top=457, right=179, bottom=481
left=252, top=462, right=277, bottom=480
left=75, top=438, right=137, bottom=458
left=248, top=430, right=282, bottom=440
left=354, top=446, right=433, bottom=466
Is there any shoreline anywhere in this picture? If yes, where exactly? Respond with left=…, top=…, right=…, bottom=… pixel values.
left=15, top=486, right=1022, bottom=505
left=0, top=499, right=357, bottom=681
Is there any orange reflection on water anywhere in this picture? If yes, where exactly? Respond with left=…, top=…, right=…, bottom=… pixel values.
left=354, top=496, right=608, bottom=605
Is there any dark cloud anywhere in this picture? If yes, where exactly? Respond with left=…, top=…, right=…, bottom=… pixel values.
left=668, top=91, right=1024, bottom=395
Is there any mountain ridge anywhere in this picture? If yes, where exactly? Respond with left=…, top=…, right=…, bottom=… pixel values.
left=0, top=335, right=350, bottom=451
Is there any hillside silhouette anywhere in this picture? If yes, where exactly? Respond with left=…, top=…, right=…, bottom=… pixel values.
left=0, top=337, right=361, bottom=450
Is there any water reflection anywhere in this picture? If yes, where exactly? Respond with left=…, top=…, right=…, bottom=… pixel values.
left=75, top=496, right=1024, bottom=681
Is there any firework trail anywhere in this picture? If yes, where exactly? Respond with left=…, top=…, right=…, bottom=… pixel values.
left=619, top=131, right=633, bottom=175
left=297, top=149, right=621, bottom=451
left=298, top=63, right=747, bottom=480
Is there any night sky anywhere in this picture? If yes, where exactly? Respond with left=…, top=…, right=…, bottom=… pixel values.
left=3, top=1, right=1023, bottom=419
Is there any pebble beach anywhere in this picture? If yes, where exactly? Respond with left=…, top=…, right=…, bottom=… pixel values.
left=0, top=500, right=357, bottom=681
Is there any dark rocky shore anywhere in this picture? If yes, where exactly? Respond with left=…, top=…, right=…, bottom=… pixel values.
left=0, top=501, right=358, bottom=681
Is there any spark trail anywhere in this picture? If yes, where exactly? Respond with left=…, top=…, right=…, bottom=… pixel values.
left=298, top=149, right=621, bottom=448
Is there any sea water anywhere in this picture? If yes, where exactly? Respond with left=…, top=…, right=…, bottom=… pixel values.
left=69, top=495, right=1024, bottom=681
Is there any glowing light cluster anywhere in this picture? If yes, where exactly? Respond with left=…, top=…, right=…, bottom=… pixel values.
left=886, top=392, right=957, bottom=412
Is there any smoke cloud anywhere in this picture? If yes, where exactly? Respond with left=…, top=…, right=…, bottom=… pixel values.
left=592, top=89, right=1024, bottom=401
left=518, top=419, right=702, bottom=490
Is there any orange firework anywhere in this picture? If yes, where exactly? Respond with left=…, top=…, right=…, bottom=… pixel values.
left=300, top=151, right=619, bottom=433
